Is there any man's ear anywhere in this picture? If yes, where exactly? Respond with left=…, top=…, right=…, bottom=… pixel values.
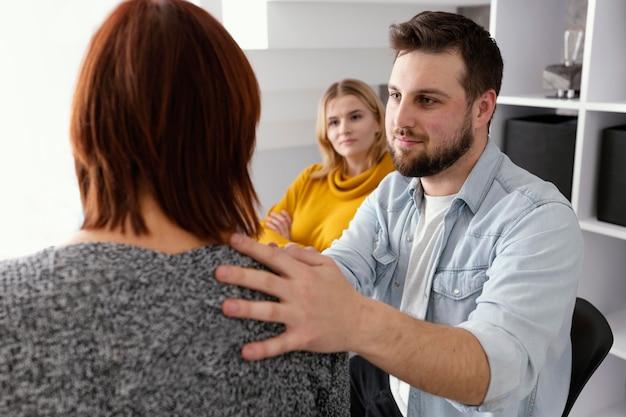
left=474, top=89, right=497, bottom=129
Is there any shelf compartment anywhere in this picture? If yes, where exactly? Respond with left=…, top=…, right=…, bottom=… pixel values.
left=607, top=308, right=626, bottom=361
left=583, top=0, right=626, bottom=103
left=588, top=397, right=626, bottom=417
left=492, top=0, right=577, bottom=98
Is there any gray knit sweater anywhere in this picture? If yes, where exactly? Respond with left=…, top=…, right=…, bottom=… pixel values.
left=0, top=243, right=349, bottom=416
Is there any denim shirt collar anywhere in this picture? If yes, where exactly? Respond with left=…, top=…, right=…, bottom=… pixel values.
left=407, top=139, right=503, bottom=215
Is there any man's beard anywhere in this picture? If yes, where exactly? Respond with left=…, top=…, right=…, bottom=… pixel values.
left=388, top=110, right=474, bottom=178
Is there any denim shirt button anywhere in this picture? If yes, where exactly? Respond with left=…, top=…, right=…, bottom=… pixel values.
left=406, top=235, right=413, bottom=242
left=394, top=281, right=400, bottom=288
left=453, top=288, right=461, bottom=296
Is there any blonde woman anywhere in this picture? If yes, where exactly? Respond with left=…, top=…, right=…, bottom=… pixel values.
left=259, top=79, right=394, bottom=251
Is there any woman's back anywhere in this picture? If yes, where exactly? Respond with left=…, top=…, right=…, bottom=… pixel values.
left=0, top=243, right=349, bottom=416
left=0, top=1, right=350, bottom=414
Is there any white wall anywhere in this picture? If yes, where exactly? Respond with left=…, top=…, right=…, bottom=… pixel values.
left=0, top=1, right=123, bottom=259
left=0, top=0, right=211, bottom=260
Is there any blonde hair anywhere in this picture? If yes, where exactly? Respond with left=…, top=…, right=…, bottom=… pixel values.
left=310, top=79, right=387, bottom=179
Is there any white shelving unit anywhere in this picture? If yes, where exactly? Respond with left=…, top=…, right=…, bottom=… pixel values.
left=490, top=0, right=626, bottom=415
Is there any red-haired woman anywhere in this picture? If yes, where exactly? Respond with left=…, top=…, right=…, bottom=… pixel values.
left=0, top=1, right=348, bottom=415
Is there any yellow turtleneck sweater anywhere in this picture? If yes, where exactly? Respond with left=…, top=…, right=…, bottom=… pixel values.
left=258, top=152, right=395, bottom=251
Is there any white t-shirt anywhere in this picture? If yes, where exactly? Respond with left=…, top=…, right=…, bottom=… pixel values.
left=390, top=193, right=456, bottom=416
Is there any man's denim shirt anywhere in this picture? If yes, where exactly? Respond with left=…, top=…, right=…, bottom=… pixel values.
left=324, top=140, right=584, bottom=416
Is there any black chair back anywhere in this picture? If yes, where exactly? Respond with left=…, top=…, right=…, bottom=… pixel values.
left=561, top=297, right=614, bottom=417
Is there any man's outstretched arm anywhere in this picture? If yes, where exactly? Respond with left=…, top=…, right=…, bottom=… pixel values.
left=215, top=233, right=490, bottom=406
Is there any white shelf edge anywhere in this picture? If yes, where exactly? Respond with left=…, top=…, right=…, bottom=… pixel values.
left=585, top=101, right=626, bottom=114
left=497, top=94, right=581, bottom=110
left=588, top=397, right=626, bottom=417
left=579, top=219, right=626, bottom=241
left=606, top=308, right=626, bottom=361
left=497, top=96, right=626, bottom=114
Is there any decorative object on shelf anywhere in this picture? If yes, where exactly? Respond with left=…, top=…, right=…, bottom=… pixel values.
left=597, top=124, right=626, bottom=227
left=542, top=29, right=584, bottom=99
left=503, top=114, right=577, bottom=200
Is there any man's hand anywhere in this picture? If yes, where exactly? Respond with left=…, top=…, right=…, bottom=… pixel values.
left=215, top=233, right=366, bottom=361
left=215, top=234, right=490, bottom=405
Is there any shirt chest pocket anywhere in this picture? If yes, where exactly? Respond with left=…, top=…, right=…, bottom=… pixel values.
left=372, top=228, right=398, bottom=288
left=430, top=268, right=488, bottom=325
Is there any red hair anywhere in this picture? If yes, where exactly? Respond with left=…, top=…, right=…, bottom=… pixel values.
left=70, top=0, right=261, bottom=240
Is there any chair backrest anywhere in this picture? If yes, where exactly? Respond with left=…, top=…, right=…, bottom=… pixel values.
left=561, top=297, right=614, bottom=417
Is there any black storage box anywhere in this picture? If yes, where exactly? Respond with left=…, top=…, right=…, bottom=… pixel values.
left=597, top=125, right=626, bottom=227
left=503, top=114, right=577, bottom=200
